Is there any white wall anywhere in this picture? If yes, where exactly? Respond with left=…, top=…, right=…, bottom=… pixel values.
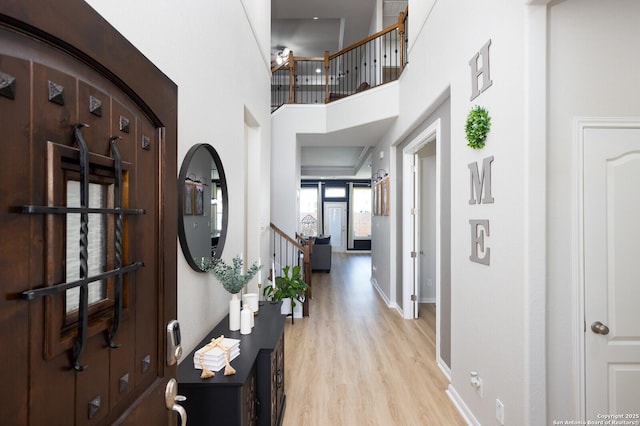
left=85, top=0, right=272, bottom=356
left=271, top=83, right=399, bottom=236
left=546, top=0, right=640, bottom=422
left=372, top=0, right=533, bottom=423
left=371, top=143, right=393, bottom=305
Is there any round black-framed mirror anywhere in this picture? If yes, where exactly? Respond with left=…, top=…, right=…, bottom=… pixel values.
left=178, top=144, right=228, bottom=272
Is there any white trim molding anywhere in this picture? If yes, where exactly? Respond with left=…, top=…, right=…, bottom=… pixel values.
left=523, top=4, right=549, bottom=425
left=573, top=116, right=640, bottom=421
left=446, top=384, right=480, bottom=426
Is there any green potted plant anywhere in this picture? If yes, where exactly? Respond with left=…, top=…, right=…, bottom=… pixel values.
left=263, top=265, right=308, bottom=324
left=201, top=256, right=261, bottom=331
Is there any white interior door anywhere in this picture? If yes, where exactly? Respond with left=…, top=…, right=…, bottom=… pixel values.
left=583, top=126, right=640, bottom=418
left=411, top=153, right=420, bottom=318
left=324, top=202, right=346, bottom=252
left=402, top=151, right=419, bottom=319
left=402, top=121, right=440, bottom=325
left=419, top=148, right=437, bottom=304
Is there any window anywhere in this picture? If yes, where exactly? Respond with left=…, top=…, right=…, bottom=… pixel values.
left=299, top=187, right=318, bottom=236
left=324, top=186, right=346, bottom=198
left=65, top=181, right=110, bottom=313
left=352, top=186, right=372, bottom=239
left=211, top=184, right=223, bottom=235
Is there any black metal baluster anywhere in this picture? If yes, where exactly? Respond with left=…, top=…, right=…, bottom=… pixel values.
left=394, top=31, right=399, bottom=74
left=109, top=136, right=123, bottom=348
left=73, top=123, right=90, bottom=371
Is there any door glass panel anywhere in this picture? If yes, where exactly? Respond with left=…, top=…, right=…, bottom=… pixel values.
left=65, top=180, right=109, bottom=313
left=325, top=204, right=344, bottom=247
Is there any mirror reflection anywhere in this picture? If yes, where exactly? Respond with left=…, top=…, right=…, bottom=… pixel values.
left=178, top=144, right=228, bottom=272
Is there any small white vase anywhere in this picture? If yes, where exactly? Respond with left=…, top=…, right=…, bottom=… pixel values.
left=229, top=293, right=241, bottom=331
left=240, top=306, right=252, bottom=335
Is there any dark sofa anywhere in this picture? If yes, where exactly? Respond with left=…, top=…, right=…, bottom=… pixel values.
left=311, top=235, right=332, bottom=272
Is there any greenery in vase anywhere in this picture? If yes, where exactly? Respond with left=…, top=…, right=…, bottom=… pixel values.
left=201, top=256, right=261, bottom=294
left=263, top=265, right=308, bottom=309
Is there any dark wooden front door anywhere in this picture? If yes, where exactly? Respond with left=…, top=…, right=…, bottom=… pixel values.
left=0, top=1, right=178, bottom=424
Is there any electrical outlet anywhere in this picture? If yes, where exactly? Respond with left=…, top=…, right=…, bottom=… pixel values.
left=427, top=278, right=433, bottom=287
left=496, top=399, right=504, bottom=425
left=469, top=372, right=482, bottom=397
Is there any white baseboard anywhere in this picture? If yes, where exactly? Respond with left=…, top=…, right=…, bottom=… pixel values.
left=437, top=356, right=451, bottom=381
left=420, top=297, right=436, bottom=304
left=371, top=277, right=404, bottom=316
left=446, top=384, right=479, bottom=426
left=394, top=303, right=403, bottom=317
left=371, top=278, right=389, bottom=304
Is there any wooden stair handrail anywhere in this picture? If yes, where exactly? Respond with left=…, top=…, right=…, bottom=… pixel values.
left=270, top=223, right=313, bottom=317
left=271, top=222, right=305, bottom=252
left=329, top=7, right=408, bottom=60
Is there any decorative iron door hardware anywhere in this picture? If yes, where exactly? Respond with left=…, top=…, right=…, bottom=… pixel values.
left=72, top=123, right=90, bottom=371
left=109, top=135, right=123, bottom=349
left=18, top=124, right=146, bottom=371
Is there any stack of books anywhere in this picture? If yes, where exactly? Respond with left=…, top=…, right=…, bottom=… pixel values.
left=193, top=337, right=240, bottom=372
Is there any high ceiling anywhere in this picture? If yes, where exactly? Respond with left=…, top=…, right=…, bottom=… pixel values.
left=272, top=0, right=407, bottom=179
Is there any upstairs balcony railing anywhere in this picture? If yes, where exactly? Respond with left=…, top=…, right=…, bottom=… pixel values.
left=271, top=7, right=408, bottom=111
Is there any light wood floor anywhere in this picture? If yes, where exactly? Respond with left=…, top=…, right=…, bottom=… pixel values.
left=282, top=253, right=466, bottom=426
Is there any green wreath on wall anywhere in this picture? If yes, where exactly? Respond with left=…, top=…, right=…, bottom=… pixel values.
left=465, top=105, right=491, bottom=149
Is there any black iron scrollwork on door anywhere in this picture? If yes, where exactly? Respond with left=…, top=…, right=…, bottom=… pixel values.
left=108, top=135, right=123, bottom=349
left=19, top=124, right=145, bottom=371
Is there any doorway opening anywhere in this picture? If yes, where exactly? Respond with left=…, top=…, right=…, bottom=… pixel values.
left=324, top=201, right=347, bottom=252
left=402, top=118, right=450, bottom=376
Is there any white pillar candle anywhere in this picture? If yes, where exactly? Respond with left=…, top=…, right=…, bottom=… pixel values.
left=240, top=306, right=252, bottom=335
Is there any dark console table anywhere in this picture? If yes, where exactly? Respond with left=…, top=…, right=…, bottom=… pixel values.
left=178, top=302, right=286, bottom=425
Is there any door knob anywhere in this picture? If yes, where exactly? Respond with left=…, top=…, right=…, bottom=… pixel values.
left=591, top=321, right=610, bottom=335
left=165, top=378, right=187, bottom=426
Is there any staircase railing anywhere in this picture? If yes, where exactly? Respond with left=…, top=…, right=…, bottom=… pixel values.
left=270, top=223, right=312, bottom=317
left=271, top=7, right=408, bottom=111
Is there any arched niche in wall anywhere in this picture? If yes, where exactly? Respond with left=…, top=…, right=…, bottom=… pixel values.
left=178, top=143, right=228, bottom=271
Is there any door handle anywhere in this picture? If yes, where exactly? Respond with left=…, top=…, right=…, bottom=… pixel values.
left=165, top=378, right=187, bottom=426
left=591, top=321, right=610, bottom=335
